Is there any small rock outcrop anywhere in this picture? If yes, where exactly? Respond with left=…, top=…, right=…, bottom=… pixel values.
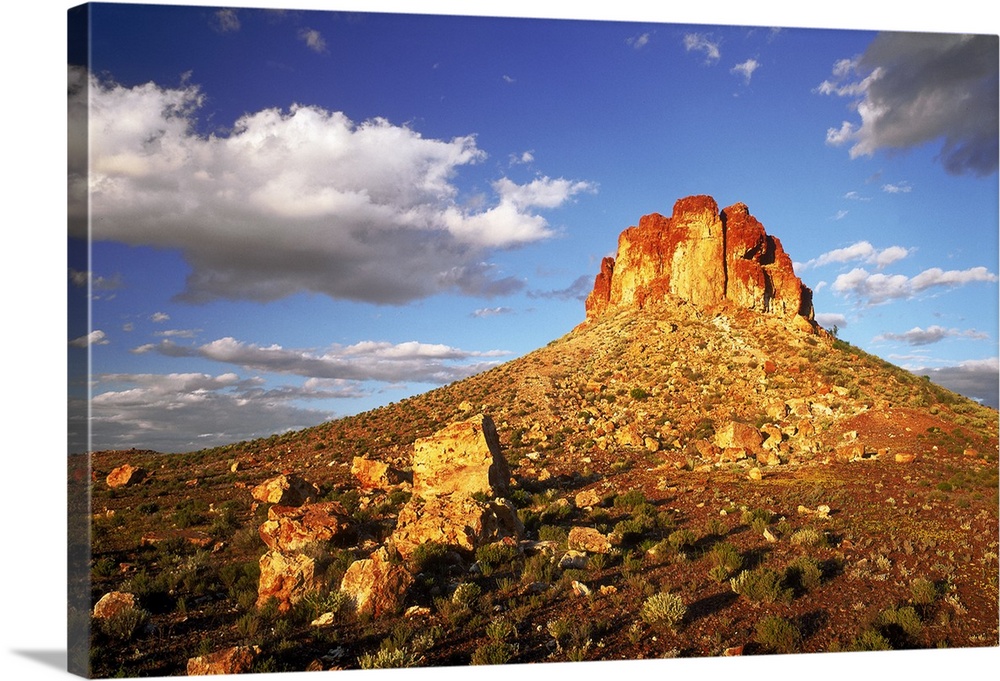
left=584, top=195, right=814, bottom=327
left=258, top=502, right=355, bottom=553
left=339, top=547, right=414, bottom=618
left=92, top=591, right=137, bottom=619
left=186, top=646, right=260, bottom=676
left=106, top=464, right=145, bottom=488
left=251, top=473, right=319, bottom=506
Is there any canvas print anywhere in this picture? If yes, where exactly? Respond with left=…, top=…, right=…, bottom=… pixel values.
left=67, top=2, right=999, bottom=677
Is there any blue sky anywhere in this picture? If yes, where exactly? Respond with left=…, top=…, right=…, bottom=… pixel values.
left=65, top=2, right=998, bottom=453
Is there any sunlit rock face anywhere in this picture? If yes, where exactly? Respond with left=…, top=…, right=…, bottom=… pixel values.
left=584, top=195, right=814, bottom=326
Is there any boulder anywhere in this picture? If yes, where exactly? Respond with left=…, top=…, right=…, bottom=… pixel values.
left=715, top=422, right=764, bottom=452
left=568, top=526, right=613, bottom=554
left=92, top=591, right=136, bottom=619
left=106, top=464, right=145, bottom=488
left=258, top=502, right=355, bottom=553
left=339, top=547, right=414, bottom=618
left=574, top=489, right=605, bottom=508
left=411, top=414, right=510, bottom=499
left=391, top=495, right=523, bottom=561
left=256, top=550, right=321, bottom=613
left=351, top=457, right=407, bottom=490
left=251, top=473, right=319, bottom=506
left=186, top=646, right=260, bottom=676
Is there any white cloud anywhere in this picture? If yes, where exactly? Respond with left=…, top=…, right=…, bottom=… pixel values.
left=800, top=240, right=912, bottom=270
left=730, top=58, right=759, bottom=84
left=881, top=181, right=911, bottom=193
left=472, top=307, right=514, bottom=318
left=69, top=330, right=109, bottom=348
left=683, top=33, right=721, bottom=64
left=213, top=9, right=240, bottom=33
left=832, top=210, right=848, bottom=221
left=502, top=74, right=516, bottom=84
left=84, top=371, right=351, bottom=452
left=874, top=325, right=990, bottom=345
left=832, top=265, right=998, bottom=305
left=298, top=28, right=327, bottom=53
left=627, top=32, right=651, bottom=49
left=150, top=312, right=170, bottom=323
left=817, top=33, right=998, bottom=176
left=815, top=312, right=847, bottom=330
left=510, top=150, right=535, bottom=165
left=139, top=336, right=510, bottom=385
left=69, top=68, right=594, bottom=304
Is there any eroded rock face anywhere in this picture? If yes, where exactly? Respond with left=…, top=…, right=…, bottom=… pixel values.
left=258, top=502, right=355, bottom=553
left=411, top=414, right=510, bottom=499
left=351, top=457, right=407, bottom=490
left=391, top=495, right=523, bottom=561
left=583, top=196, right=814, bottom=326
left=339, top=547, right=414, bottom=618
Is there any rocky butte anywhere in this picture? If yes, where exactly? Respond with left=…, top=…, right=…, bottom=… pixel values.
left=584, top=195, right=816, bottom=333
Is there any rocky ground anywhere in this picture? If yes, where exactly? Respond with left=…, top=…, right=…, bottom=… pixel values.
left=76, top=298, right=999, bottom=676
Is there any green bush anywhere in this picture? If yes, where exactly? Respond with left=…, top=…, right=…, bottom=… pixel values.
left=471, top=641, right=518, bottom=665
left=785, top=555, right=823, bottom=592
left=97, top=605, right=149, bottom=641
left=789, top=527, right=827, bottom=548
left=848, top=628, right=892, bottom=651
left=910, top=577, right=937, bottom=605
left=452, top=582, right=482, bottom=608
left=640, top=591, right=687, bottom=631
left=755, top=615, right=800, bottom=654
left=730, top=567, right=793, bottom=604
left=708, top=542, right=742, bottom=582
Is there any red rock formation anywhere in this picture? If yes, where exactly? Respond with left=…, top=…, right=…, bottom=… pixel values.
left=583, top=195, right=814, bottom=327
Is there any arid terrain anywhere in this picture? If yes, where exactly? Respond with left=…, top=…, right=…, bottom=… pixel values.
left=71, top=197, right=998, bottom=677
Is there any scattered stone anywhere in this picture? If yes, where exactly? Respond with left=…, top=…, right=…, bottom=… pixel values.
left=251, top=473, right=319, bottom=506
left=141, top=530, right=213, bottom=549
left=723, top=645, right=744, bottom=657
left=571, top=580, right=592, bottom=597
left=574, top=489, right=604, bottom=508
left=311, top=612, right=337, bottom=627
left=106, top=464, right=145, bottom=488
left=894, top=452, right=917, bottom=464
left=92, top=591, right=136, bottom=619
left=715, top=422, right=764, bottom=452
left=186, top=646, right=260, bottom=676
left=339, top=547, right=414, bottom=618
left=763, top=528, right=778, bottom=543
left=558, top=550, right=589, bottom=570
left=747, top=467, right=763, bottom=481
left=599, top=585, right=618, bottom=596
left=568, top=526, right=614, bottom=554
left=411, top=414, right=510, bottom=499
left=404, top=606, right=432, bottom=619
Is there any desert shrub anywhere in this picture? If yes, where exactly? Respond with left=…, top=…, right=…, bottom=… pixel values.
left=613, top=489, right=646, bottom=510
left=410, top=541, right=451, bottom=574
left=742, top=508, right=774, bottom=533
left=730, top=567, right=793, bottom=604
left=97, top=605, right=148, bottom=641
left=630, top=387, right=650, bottom=401
left=476, top=542, right=519, bottom=577
left=785, top=555, right=823, bottom=592
left=789, top=527, right=827, bottom=548
left=640, top=592, right=686, bottom=631
left=848, top=628, right=892, bottom=651
left=485, top=617, right=516, bottom=642
left=537, top=525, right=569, bottom=547
left=91, top=556, right=118, bottom=580
left=234, top=611, right=263, bottom=641
left=521, top=552, right=557, bottom=584
left=614, top=516, right=654, bottom=543
left=358, top=647, right=414, bottom=669
left=452, top=582, right=482, bottom=608
left=910, top=577, right=937, bottom=605
left=875, top=605, right=922, bottom=640
left=703, top=517, right=727, bottom=537
left=667, top=528, right=697, bottom=552
left=471, top=641, right=517, bottom=665
left=708, top=542, right=742, bottom=582
left=755, top=615, right=800, bottom=654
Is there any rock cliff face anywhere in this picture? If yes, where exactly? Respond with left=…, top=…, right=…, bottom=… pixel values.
left=584, top=195, right=814, bottom=327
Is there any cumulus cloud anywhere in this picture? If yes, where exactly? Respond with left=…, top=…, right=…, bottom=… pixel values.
left=909, top=358, right=999, bottom=408
left=83, top=371, right=352, bottom=452
left=800, top=240, right=912, bottom=270
left=299, top=27, right=327, bottom=53
left=731, top=58, right=760, bottom=84
left=69, top=330, right=109, bottom=348
left=683, top=33, right=721, bottom=64
left=69, top=68, right=594, bottom=305
left=150, top=312, right=170, bottom=323
left=69, top=268, right=122, bottom=290
left=831, top=265, right=998, bottom=305
left=817, top=33, right=999, bottom=176
left=136, top=336, right=509, bottom=385
left=874, top=325, right=990, bottom=345
left=882, top=181, right=912, bottom=193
